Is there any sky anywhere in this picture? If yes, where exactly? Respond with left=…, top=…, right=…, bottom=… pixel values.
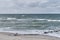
left=0, top=0, right=60, bottom=14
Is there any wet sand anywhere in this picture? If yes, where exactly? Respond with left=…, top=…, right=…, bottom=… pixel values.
left=0, top=32, right=60, bottom=40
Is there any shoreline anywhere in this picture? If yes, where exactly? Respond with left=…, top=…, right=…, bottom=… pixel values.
left=0, top=32, right=60, bottom=40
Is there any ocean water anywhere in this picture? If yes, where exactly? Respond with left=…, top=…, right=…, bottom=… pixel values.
left=0, top=14, right=60, bottom=37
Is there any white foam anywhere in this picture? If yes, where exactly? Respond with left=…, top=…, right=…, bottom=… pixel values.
left=34, top=19, right=60, bottom=22
left=47, top=20, right=60, bottom=22
left=0, top=28, right=60, bottom=38
left=35, top=19, right=60, bottom=22
left=32, top=19, right=60, bottom=22
left=7, top=18, right=16, bottom=20
left=44, top=33, right=60, bottom=37
left=0, top=18, right=60, bottom=22
left=0, top=29, right=53, bottom=34
left=18, top=18, right=60, bottom=22
left=0, top=28, right=49, bottom=34
left=0, top=17, right=17, bottom=20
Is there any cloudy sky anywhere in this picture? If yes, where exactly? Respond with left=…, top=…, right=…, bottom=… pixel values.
left=0, top=0, right=60, bottom=14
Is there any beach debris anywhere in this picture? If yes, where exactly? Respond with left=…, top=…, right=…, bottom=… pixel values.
left=44, top=30, right=59, bottom=34
left=49, top=31, right=53, bottom=33
left=44, top=32, right=49, bottom=34
left=44, top=30, right=53, bottom=34
left=54, top=30, right=58, bottom=32
left=14, top=33, right=18, bottom=36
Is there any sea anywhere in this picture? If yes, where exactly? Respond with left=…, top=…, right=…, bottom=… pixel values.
left=0, top=14, right=60, bottom=37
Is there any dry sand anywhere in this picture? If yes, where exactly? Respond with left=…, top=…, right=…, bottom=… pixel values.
left=0, top=32, right=60, bottom=40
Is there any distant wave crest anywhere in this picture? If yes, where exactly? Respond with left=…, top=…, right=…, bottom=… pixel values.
left=0, top=17, right=60, bottom=22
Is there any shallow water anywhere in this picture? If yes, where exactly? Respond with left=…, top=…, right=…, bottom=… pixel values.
left=0, top=14, right=60, bottom=37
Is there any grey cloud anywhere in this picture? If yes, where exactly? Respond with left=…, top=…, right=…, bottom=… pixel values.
left=14, top=0, right=48, bottom=8
left=27, top=2, right=40, bottom=8
left=0, top=0, right=60, bottom=13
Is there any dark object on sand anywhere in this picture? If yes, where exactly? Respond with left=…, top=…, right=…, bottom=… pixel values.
left=44, top=32, right=48, bottom=34
left=44, top=31, right=56, bottom=34
left=49, top=31, right=53, bottom=33
left=14, top=33, right=18, bottom=36
left=54, top=31, right=58, bottom=32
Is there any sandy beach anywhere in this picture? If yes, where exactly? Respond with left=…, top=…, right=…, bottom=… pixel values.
left=0, top=32, right=59, bottom=40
